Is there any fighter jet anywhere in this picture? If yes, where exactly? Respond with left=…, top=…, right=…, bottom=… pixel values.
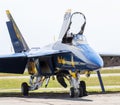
left=0, top=9, right=119, bottom=97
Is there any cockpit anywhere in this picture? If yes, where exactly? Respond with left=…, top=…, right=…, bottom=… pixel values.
left=72, top=34, right=87, bottom=45
left=62, top=12, right=87, bottom=45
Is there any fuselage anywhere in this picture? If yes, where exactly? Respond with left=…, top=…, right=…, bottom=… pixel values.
left=27, top=34, right=103, bottom=75
left=52, top=34, right=103, bottom=71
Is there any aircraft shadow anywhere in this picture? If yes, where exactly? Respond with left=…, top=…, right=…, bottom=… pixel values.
left=0, top=92, right=93, bottom=102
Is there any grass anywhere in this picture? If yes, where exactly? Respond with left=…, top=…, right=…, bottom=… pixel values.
left=92, top=68, right=120, bottom=74
left=101, top=69, right=120, bottom=73
left=0, top=78, right=28, bottom=89
left=0, top=76, right=120, bottom=90
left=81, top=76, right=120, bottom=86
left=0, top=73, right=23, bottom=76
left=0, top=68, right=120, bottom=94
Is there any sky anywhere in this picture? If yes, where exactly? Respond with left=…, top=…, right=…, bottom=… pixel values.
left=0, top=0, right=120, bottom=54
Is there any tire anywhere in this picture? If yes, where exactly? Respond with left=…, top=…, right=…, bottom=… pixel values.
left=80, top=81, right=88, bottom=96
left=78, top=87, right=83, bottom=97
left=21, top=82, right=29, bottom=96
left=70, top=87, right=75, bottom=98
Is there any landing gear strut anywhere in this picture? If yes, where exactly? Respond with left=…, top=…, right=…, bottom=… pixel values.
left=21, top=75, right=46, bottom=96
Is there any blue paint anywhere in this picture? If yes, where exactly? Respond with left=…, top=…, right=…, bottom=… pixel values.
left=77, top=44, right=103, bottom=69
left=53, top=46, right=103, bottom=71
left=6, top=21, right=24, bottom=53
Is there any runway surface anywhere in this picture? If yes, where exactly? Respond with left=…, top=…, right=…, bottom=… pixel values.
left=0, top=93, right=120, bottom=105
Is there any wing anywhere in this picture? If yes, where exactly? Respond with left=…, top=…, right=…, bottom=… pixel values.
left=0, top=48, right=69, bottom=74
left=100, top=53, right=120, bottom=67
left=0, top=53, right=27, bottom=74
left=27, top=48, right=69, bottom=58
left=6, top=10, right=29, bottom=53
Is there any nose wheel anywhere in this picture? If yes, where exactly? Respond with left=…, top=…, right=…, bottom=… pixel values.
left=70, top=87, right=75, bottom=97
left=69, top=86, right=84, bottom=98
left=80, top=80, right=88, bottom=96
left=78, top=87, right=83, bottom=97
left=69, top=80, right=87, bottom=98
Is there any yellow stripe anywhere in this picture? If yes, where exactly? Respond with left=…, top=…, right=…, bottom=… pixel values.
left=65, top=9, right=71, bottom=13
left=6, top=10, right=10, bottom=15
left=69, top=70, right=77, bottom=78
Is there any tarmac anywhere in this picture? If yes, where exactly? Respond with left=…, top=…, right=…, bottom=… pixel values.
left=0, top=93, right=119, bottom=105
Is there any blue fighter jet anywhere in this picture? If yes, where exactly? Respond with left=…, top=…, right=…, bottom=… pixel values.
left=0, top=9, right=120, bottom=97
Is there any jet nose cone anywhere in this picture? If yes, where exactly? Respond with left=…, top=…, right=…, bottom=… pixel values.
left=92, top=56, right=104, bottom=68
left=79, top=44, right=104, bottom=69
left=86, top=54, right=104, bottom=70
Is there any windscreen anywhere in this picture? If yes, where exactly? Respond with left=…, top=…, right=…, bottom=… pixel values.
left=68, top=12, right=86, bottom=36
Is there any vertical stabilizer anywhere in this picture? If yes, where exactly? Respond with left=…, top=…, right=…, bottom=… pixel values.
left=6, top=10, right=29, bottom=53
left=58, top=9, right=71, bottom=40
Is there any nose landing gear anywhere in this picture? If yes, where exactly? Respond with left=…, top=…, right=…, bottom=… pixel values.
left=69, top=81, right=87, bottom=98
left=69, top=71, right=87, bottom=98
